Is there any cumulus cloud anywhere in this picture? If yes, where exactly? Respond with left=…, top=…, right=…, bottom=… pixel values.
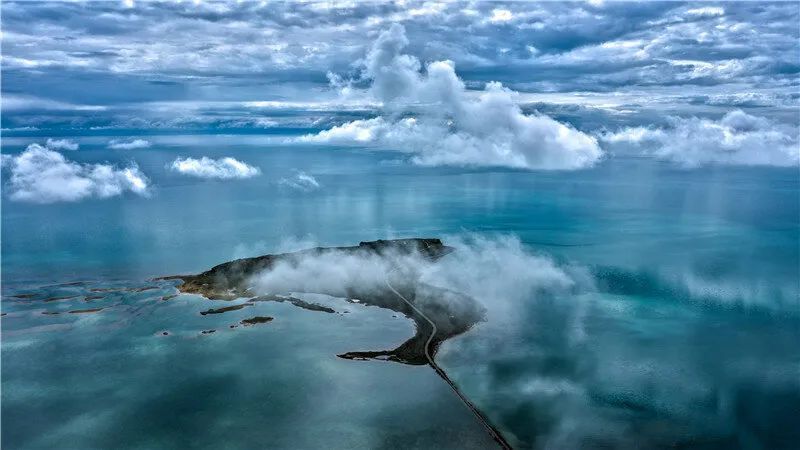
left=278, top=171, right=321, bottom=192
left=44, top=138, right=79, bottom=151
left=169, top=156, right=260, bottom=179
left=108, top=138, right=151, bottom=150
left=489, top=8, right=514, bottom=24
left=301, top=24, right=603, bottom=170
left=600, top=110, right=799, bottom=167
left=685, top=6, right=725, bottom=17
left=1, top=143, right=149, bottom=203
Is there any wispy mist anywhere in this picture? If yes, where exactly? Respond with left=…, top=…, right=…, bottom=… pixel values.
left=244, top=234, right=799, bottom=448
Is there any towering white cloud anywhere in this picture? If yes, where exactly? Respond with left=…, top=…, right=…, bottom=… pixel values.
left=601, top=110, right=799, bottom=167
left=169, top=156, right=260, bottom=179
left=302, top=24, right=603, bottom=170
left=1, top=143, right=149, bottom=203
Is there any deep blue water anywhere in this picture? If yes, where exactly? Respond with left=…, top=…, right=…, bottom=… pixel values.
left=2, top=133, right=799, bottom=449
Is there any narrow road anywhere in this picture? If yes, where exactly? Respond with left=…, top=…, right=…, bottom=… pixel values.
left=384, top=276, right=513, bottom=450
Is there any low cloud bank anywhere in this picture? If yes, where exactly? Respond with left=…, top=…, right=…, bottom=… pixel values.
left=420, top=235, right=581, bottom=307
left=301, top=24, right=602, bottom=170
left=169, top=156, right=260, bottom=179
left=249, top=234, right=580, bottom=308
left=45, top=138, right=79, bottom=151
left=278, top=171, right=320, bottom=192
left=250, top=246, right=406, bottom=297
left=600, top=110, right=799, bottom=167
left=1, top=143, right=149, bottom=203
left=108, top=139, right=151, bottom=150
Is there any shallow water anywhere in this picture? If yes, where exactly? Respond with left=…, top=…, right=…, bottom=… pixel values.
left=1, top=284, right=497, bottom=449
left=438, top=290, right=800, bottom=448
left=2, top=133, right=799, bottom=449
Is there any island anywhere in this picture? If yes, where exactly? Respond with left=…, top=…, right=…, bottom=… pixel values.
left=163, top=238, right=485, bottom=365
left=168, top=238, right=510, bottom=448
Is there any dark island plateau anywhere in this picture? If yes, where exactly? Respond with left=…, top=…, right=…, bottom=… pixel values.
left=165, top=238, right=486, bottom=365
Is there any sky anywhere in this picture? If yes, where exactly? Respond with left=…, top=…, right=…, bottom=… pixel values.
left=3, top=1, right=797, bottom=106
left=1, top=1, right=799, bottom=201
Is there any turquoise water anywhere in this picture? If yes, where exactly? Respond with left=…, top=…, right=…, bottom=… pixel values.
left=2, top=133, right=799, bottom=449
left=2, top=283, right=496, bottom=449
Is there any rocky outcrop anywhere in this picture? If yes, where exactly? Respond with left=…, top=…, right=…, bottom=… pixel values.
left=241, top=316, right=274, bottom=326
